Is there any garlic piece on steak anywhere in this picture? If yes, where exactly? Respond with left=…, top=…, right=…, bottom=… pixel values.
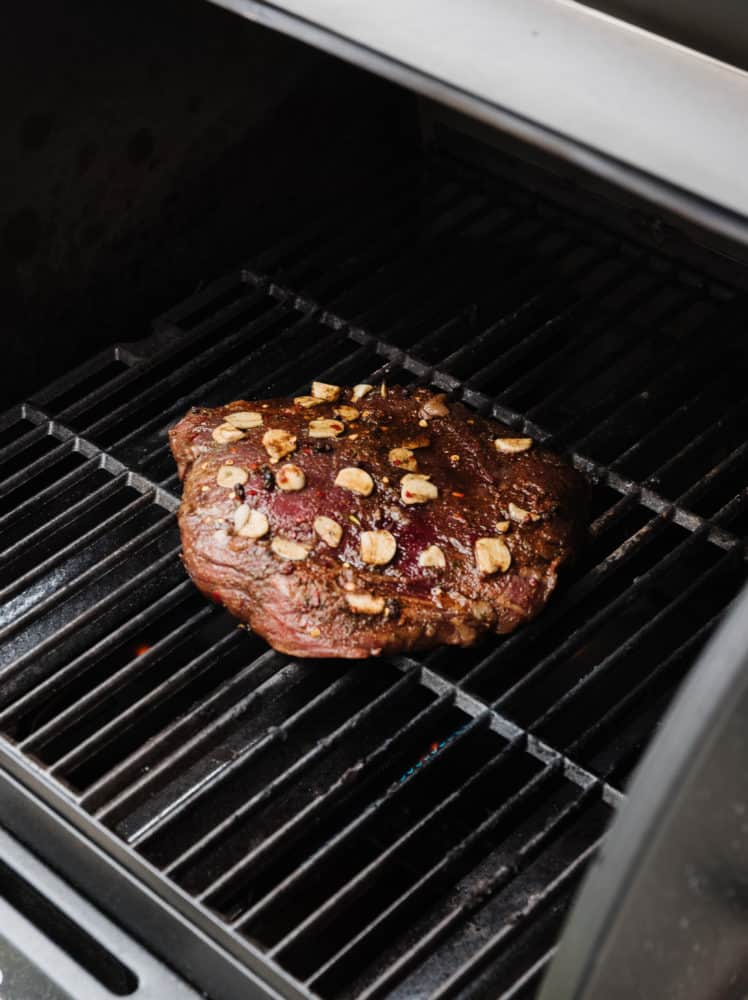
left=309, top=418, right=345, bottom=439
left=352, top=384, right=373, bottom=402
left=494, top=437, right=533, bottom=454
left=275, top=464, right=306, bottom=492
left=346, top=592, right=386, bottom=615
left=360, top=530, right=397, bottom=566
left=334, top=405, right=360, bottom=422
left=400, top=473, right=438, bottom=505
left=389, top=447, right=417, bottom=472
left=508, top=502, right=539, bottom=524
left=233, top=504, right=250, bottom=531
left=216, top=465, right=248, bottom=488
left=271, top=537, right=309, bottom=561
left=400, top=434, right=431, bottom=450
left=238, top=509, right=269, bottom=539
left=311, top=381, right=341, bottom=402
left=294, top=395, right=325, bottom=408
left=314, top=515, right=343, bottom=548
left=419, top=393, right=449, bottom=419
left=474, top=537, right=512, bottom=575
left=496, top=520, right=511, bottom=533
left=212, top=423, right=245, bottom=444
left=225, top=410, right=263, bottom=429
left=335, top=467, right=374, bottom=496
left=262, top=428, right=297, bottom=463
left=418, top=544, right=446, bottom=569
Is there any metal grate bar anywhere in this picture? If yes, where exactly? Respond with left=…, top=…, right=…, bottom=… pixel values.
left=0, top=508, right=172, bottom=646
left=50, top=172, right=453, bottom=435
left=493, top=276, right=673, bottom=411
left=527, top=543, right=741, bottom=739
left=347, top=235, right=588, bottom=376
left=270, top=729, right=520, bottom=961
left=536, top=297, right=703, bottom=448
left=409, top=661, right=624, bottom=807
left=345, top=775, right=596, bottom=1000
left=36, top=604, right=218, bottom=768
left=497, top=947, right=557, bottom=1000
left=108, top=310, right=327, bottom=461
left=430, top=839, right=601, bottom=1000
left=97, top=649, right=290, bottom=832
left=459, top=513, right=670, bottom=695
left=76, top=628, right=247, bottom=811
left=440, top=255, right=631, bottom=391
left=304, top=758, right=570, bottom=991
left=160, top=667, right=422, bottom=880
left=642, top=394, right=748, bottom=491
left=58, top=286, right=277, bottom=425
left=78, top=302, right=299, bottom=446
left=1, top=155, right=744, bottom=1000
left=575, top=341, right=731, bottom=464
left=113, top=667, right=360, bottom=844
left=565, top=609, right=724, bottom=765
left=0, top=544, right=182, bottom=687
left=0, top=579, right=196, bottom=727
left=0, top=419, right=57, bottom=471
left=0, top=432, right=84, bottom=503
left=489, top=526, right=717, bottom=711
left=233, top=711, right=490, bottom=932
left=712, top=485, right=748, bottom=529
left=247, top=265, right=742, bottom=554
left=0, top=447, right=104, bottom=538
left=0, top=487, right=155, bottom=608
left=677, top=437, right=748, bottom=510
left=196, top=691, right=457, bottom=910
left=0, top=469, right=127, bottom=567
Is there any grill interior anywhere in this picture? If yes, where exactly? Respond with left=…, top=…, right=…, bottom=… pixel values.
left=1, top=143, right=747, bottom=1000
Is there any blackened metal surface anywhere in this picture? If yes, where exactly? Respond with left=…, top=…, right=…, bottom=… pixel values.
left=0, top=157, right=746, bottom=998
left=0, top=0, right=418, bottom=406
left=540, top=587, right=748, bottom=1000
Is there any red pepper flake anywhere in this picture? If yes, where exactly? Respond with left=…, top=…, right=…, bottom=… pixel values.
left=452, top=491, right=465, bottom=498
left=405, top=491, right=414, bottom=499
left=247, top=488, right=257, bottom=496
left=134, top=643, right=150, bottom=657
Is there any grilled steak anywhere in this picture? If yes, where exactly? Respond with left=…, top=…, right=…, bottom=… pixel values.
left=169, top=384, right=587, bottom=658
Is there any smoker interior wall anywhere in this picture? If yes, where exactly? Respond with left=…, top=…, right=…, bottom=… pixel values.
left=0, top=0, right=419, bottom=405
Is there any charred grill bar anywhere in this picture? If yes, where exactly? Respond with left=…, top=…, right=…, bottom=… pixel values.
left=1, top=152, right=747, bottom=999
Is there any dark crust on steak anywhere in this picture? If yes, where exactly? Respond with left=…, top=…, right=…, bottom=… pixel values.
left=169, top=386, right=588, bottom=658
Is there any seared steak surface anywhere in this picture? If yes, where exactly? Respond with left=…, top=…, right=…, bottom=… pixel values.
left=169, top=384, right=587, bottom=658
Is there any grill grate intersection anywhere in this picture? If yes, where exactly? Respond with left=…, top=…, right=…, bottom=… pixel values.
left=1, top=159, right=747, bottom=999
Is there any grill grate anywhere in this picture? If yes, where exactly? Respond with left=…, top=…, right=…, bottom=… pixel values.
left=1, top=157, right=747, bottom=999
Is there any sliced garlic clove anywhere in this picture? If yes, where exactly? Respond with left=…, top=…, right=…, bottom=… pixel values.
left=360, top=530, right=397, bottom=566
left=335, top=467, right=375, bottom=496
left=313, top=515, right=343, bottom=548
left=494, top=437, right=533, bottom=454
left=216, top=465, right=248, bottom=488
left=271, top=537, right=309, bottom=560
left=275, top=464, right=306, bottom=492
left=474, top=537, right=512, bottom=575
left=311, top=381, right=341, bottom=402
left=225, top=410, right=263, bottom=429
left=212, top=423, right=245, bottom=444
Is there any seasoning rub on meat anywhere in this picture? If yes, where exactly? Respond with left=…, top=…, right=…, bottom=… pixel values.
left=169, top=384, right=588, bottom=658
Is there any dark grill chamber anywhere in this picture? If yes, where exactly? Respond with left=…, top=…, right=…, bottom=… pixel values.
left=1, top=149, right=747, bottom=1000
